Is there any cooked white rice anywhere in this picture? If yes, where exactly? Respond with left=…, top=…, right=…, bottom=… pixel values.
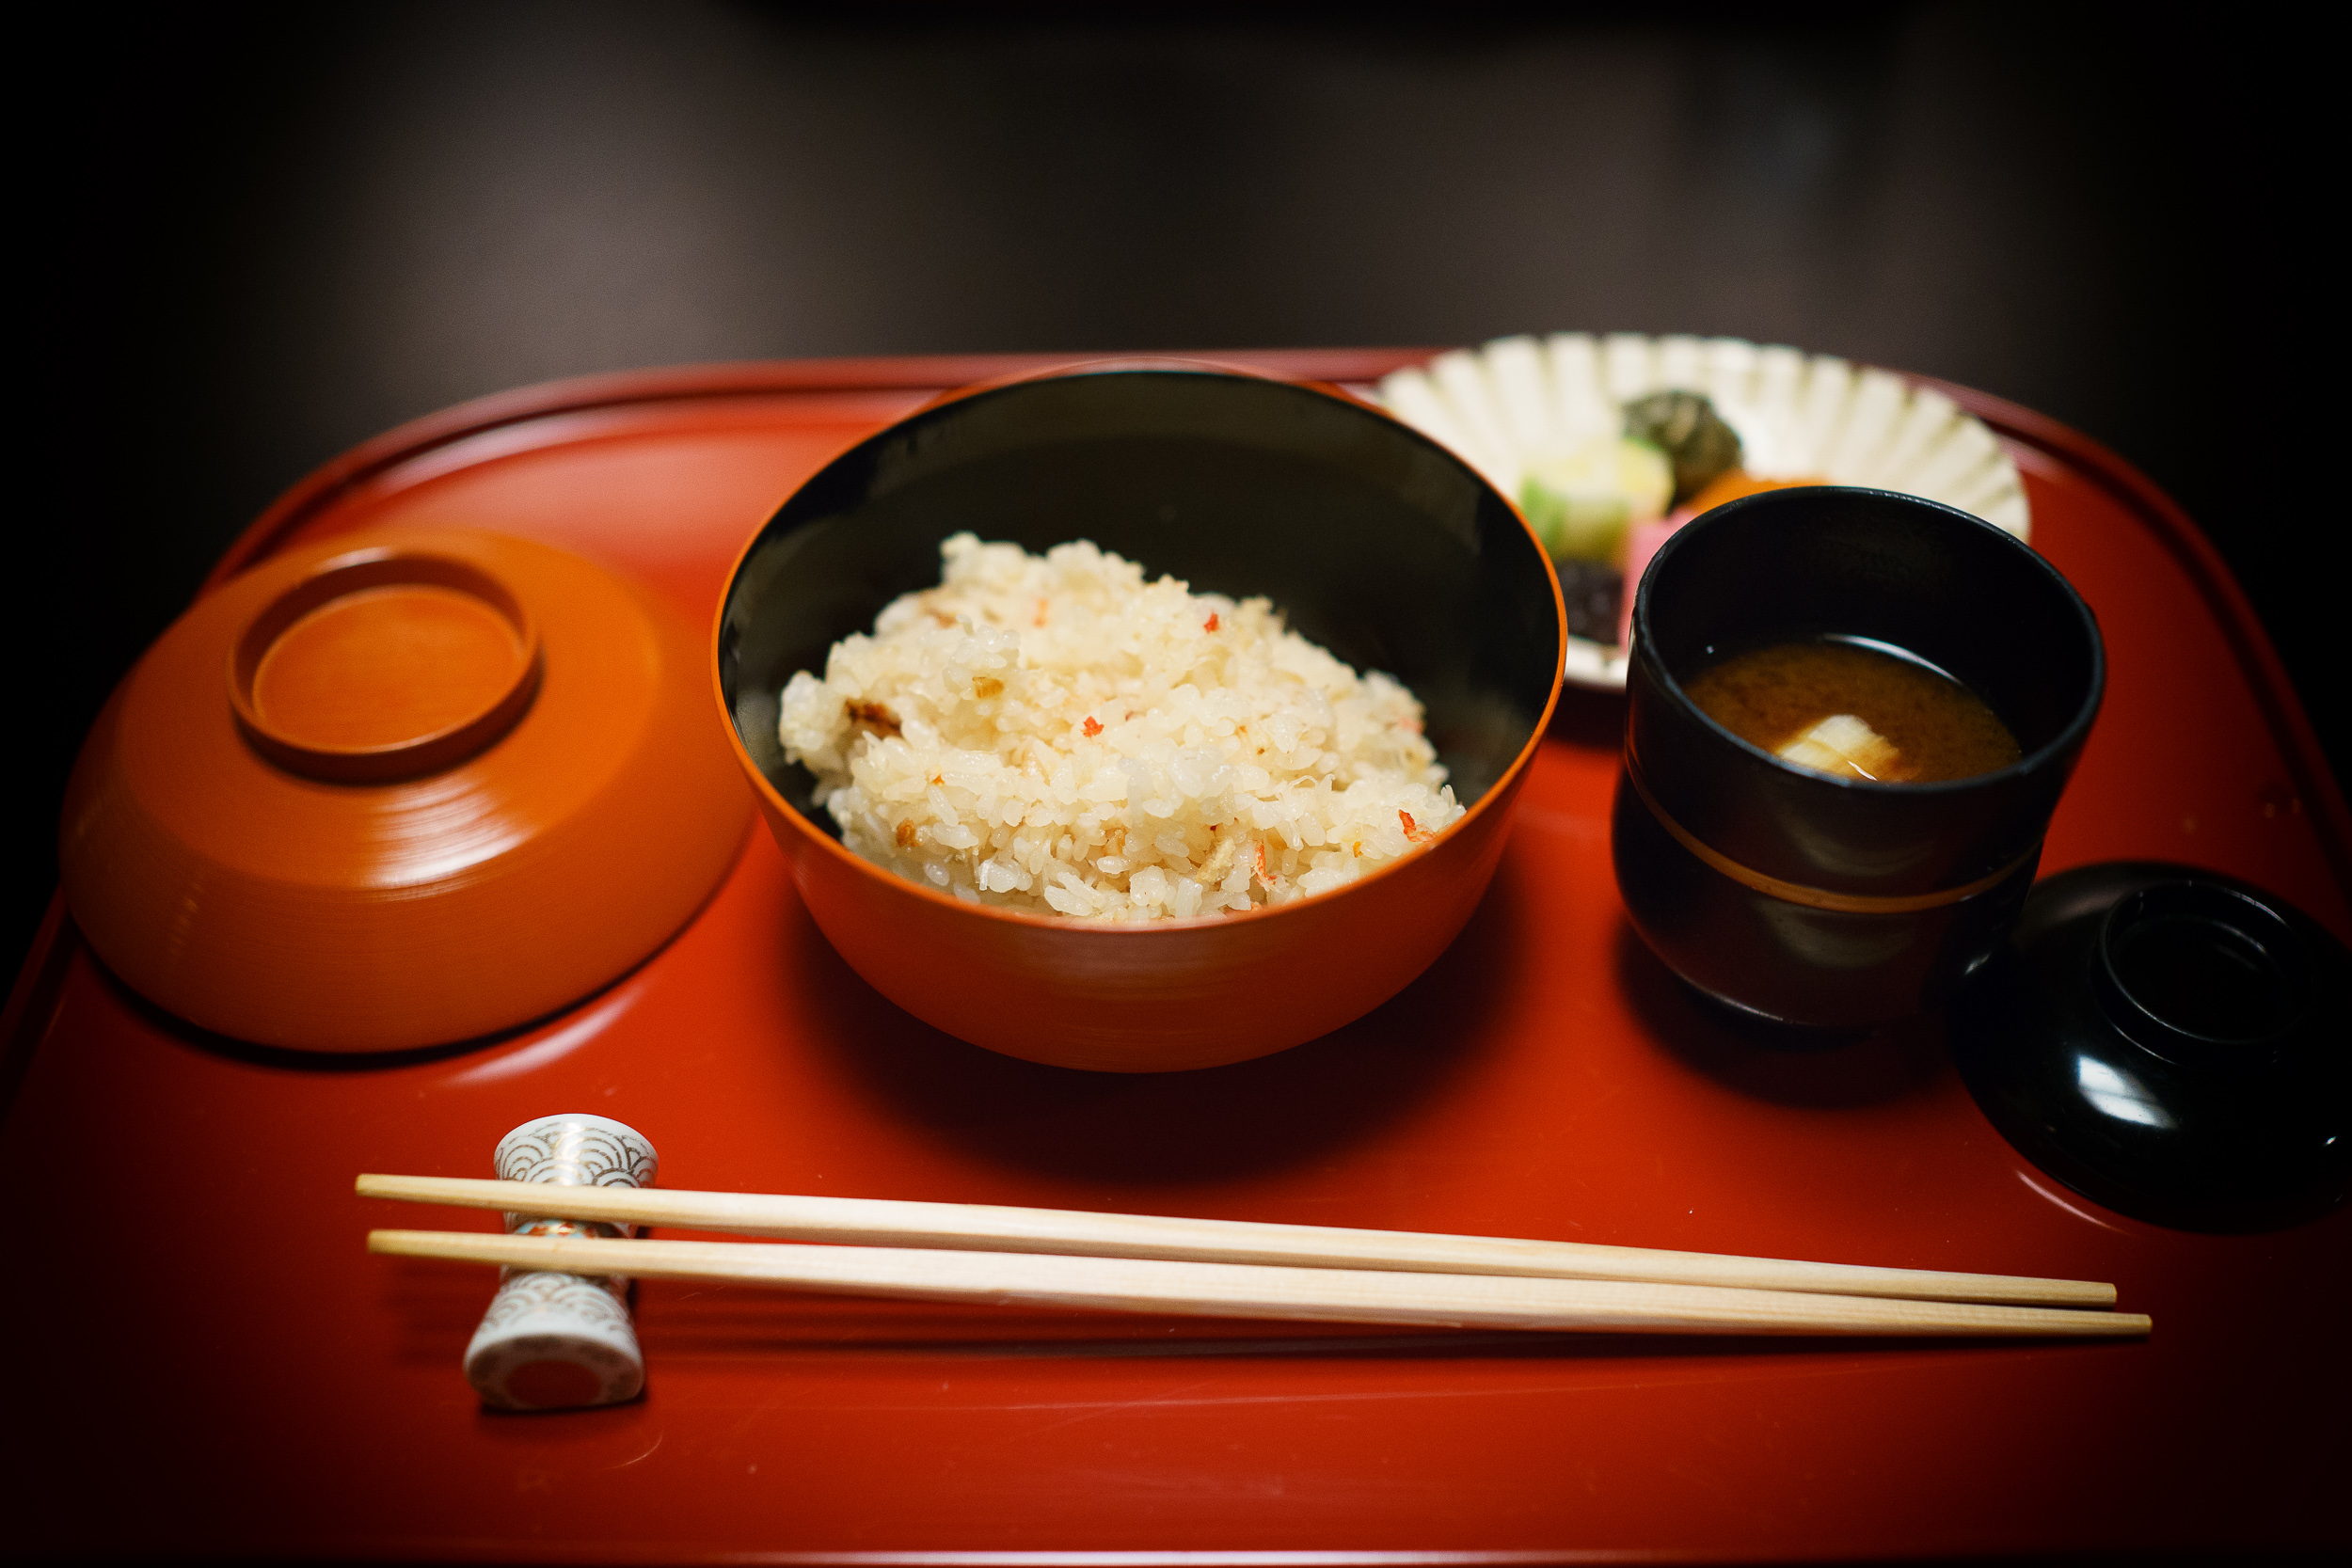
left=778, top=534, right=1463, bottom=921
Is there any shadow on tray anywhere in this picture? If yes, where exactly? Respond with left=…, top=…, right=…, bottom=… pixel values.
left=1546, top=681, right=1626, bottom=754
left=630, top=1295, right=2045, bottom=1366
left=779, top=848, right=1540, bottom=1185
left=1612, top=920, right=1949, bottom=1109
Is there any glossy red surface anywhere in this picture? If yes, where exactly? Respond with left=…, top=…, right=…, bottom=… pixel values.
left=5, top=355, right=2346, bottom=1562
left=244, top=571, right=532, bottom=762
left=56, top=526, right=750, bottom=1053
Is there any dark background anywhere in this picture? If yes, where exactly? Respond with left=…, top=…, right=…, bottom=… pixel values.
left=15, top=2, right=2333, bottom=982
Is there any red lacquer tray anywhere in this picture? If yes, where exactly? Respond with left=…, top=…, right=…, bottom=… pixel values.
left=5, top=353, right=2346, bottom=1563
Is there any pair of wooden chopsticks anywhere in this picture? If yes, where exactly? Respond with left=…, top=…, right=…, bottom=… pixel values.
left=359, top=1175, right=2150, bottom=1338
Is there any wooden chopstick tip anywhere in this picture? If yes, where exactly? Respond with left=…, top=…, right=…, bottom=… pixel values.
left=356, top=1172, right=435, bottom=1199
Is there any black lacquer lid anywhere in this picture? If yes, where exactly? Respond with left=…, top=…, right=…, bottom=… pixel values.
left=1952, top=862, right=2350, bottom=1231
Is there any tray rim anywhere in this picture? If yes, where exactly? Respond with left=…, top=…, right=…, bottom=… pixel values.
left=11, top=352, right=2349, bottom=1116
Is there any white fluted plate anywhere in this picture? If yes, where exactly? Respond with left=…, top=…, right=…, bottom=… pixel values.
left=1374, top=334, right=2030, bottom=689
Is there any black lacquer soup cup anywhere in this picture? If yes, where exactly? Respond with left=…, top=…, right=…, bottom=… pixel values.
left=1612, top=486, right=2105, bottom=1031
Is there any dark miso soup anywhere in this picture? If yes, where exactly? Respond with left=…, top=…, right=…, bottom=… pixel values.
left=1683, top=638, right=2021, bottom=784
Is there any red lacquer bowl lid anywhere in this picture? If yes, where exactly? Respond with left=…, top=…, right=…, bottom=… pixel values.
left=60, top=525, right=750, bottom=1052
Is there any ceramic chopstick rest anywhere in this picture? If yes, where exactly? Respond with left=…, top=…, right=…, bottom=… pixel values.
left=461, top=1114, right=659, bottom=1411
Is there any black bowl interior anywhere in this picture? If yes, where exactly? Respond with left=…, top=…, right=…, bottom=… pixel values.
left=1644, top=486, right=2101, bottom=756
left=720, top=369, right=1562, bottom=835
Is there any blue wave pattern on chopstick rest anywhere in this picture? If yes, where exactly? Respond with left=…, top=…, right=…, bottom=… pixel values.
left=462, top=1113, right=660, bottom=1412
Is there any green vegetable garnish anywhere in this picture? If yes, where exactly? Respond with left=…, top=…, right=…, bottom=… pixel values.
left=1519, top=437, right=1672, bottom=562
